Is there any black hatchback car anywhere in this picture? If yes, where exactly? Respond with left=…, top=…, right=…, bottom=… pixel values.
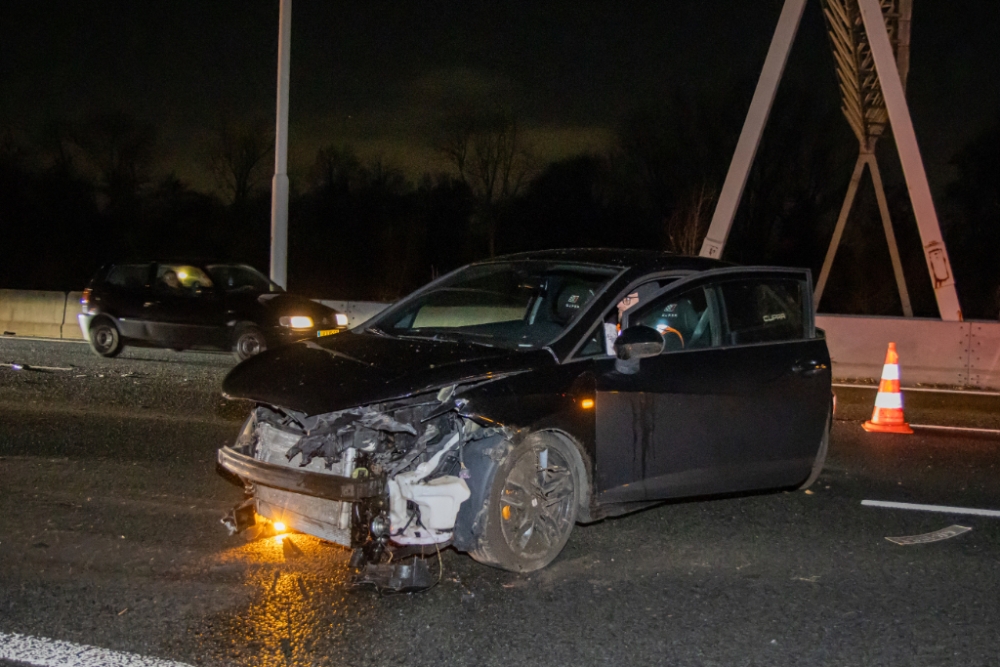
left=79, top=261, right=347, bottom=360
left=217, top=249, right=832, bottom=583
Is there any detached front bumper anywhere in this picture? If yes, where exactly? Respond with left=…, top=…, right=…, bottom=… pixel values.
left=217, top=446, right=384, bottom=501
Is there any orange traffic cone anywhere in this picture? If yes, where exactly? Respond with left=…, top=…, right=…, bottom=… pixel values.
left=862, top=342, right=913, bottom=434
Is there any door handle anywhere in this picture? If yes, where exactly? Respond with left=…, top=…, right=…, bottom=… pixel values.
left=792, top=360, right=827, bottom=377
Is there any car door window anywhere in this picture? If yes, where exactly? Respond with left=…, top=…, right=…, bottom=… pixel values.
left=574, top=278, right=683, bottom=358
left=155, top=264, right=213, bottom=297
left=719, top=279, right=806, bottom=345
left=627, top=285, right=718, bottom=352
left=105, top=264, right=150, bottom=292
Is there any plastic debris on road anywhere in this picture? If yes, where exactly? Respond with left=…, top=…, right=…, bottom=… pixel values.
left=885, top=525, right=971, bottom=545
left=2, top=362, right=73, bottom=372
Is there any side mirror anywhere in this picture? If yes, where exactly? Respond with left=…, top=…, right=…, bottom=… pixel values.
left=613, top=325, right=664, bottom=374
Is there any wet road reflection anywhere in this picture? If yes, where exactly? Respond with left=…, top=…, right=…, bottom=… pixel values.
left=198, top=531, right=356, bottom=667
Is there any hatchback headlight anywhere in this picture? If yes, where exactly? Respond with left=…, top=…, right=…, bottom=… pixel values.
left=335, top=313, right=349, bottom=327
left=279, top=315, right=314, bottom=329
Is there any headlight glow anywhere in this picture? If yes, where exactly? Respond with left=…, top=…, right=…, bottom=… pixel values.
left=335, top=313, right=349, bottom=327
left=280, top=316, right=314, bottom=329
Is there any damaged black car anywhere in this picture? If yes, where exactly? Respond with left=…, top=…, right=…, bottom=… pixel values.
left=217, top=249, right=832, bottom=586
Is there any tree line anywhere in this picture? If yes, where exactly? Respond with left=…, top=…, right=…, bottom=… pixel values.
left=1, top=88, right=997, bottom=317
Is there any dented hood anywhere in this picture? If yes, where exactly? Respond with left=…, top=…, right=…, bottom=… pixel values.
left=223, top=331, right=546, bottom=415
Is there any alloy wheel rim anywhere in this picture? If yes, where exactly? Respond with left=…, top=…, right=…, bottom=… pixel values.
left=238, top=333, right=263, bottom=358
left=94, top=327, right=115, bottom=352
left=499, top=445, right=575, bottom=559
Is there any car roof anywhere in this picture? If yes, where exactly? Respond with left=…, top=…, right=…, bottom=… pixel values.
left=110, top=259, right=251, bottom=267
left=481, top=248, right=730, bottom=273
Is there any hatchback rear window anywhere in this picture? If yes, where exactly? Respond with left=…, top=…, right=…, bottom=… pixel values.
left=104, top=264, right=149, bottom=289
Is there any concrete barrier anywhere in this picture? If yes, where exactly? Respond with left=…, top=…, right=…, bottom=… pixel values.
left=817, top=314, right=1000, bottom=388
left=0, top=290, right=69, bottom=339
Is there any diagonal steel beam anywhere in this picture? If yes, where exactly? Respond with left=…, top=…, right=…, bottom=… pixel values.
left=699, top=0, right=807, bottom=260
left=857, top=0, right=962, bottom=320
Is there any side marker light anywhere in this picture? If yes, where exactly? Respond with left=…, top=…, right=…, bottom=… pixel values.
left=580, top=398, right=595, bottom=409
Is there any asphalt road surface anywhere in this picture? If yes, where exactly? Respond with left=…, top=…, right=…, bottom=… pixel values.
left=1, top=337, right=998, bottom=667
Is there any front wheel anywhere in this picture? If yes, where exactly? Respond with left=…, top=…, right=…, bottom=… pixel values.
left=470, top=433, right=583, bottom=572
left=88, top=317, right=124, bottom=358
left=232, top=323, right=266, bottom=361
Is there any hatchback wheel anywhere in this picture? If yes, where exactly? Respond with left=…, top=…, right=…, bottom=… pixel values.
left=88, top=318, right=124, bottom=358
left=233, top=324, right=266, bottom=361
left=470, top=433, right=582, bottom=572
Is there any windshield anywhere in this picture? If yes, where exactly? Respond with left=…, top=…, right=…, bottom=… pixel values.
left=206, top=264, right=283, bottom=293
left=370, top=261, right=617, bottom=349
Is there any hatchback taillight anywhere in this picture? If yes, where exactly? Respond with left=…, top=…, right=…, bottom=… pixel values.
left=81, top=288, right=91, bottom=311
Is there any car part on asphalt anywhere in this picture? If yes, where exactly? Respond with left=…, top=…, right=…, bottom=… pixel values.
left=884, top=525, right=972, bottom=545
left=346, top=552, right=440, bottom=594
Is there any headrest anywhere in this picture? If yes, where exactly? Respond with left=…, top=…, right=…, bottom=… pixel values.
left=554, top=284, right=595, bottom=324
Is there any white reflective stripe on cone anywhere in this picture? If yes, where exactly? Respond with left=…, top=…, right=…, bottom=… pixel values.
left=874, top=392, right=903, bottom=409
left=880, top=364, right=900, bottom=381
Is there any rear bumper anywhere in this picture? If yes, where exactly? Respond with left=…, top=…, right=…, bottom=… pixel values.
left=217, top=446, right=384, bottom=501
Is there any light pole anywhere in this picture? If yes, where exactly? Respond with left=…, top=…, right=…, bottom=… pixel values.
left=269, top=0, right=291, bottom=288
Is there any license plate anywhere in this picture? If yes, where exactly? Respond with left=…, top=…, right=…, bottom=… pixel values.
left=317, top=329, right=340, bottom=337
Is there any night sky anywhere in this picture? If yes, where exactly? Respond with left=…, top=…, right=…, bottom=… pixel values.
left=2, top=0, right=998, bottom=191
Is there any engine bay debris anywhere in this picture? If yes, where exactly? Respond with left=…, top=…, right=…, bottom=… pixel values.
left=220, top=382, right=510, bottom=592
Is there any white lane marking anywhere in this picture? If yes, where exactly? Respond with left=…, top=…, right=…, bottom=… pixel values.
left=832, top=383, right=1000, bottom=397
left=910, top=423, right=1000, bottom=435
left=862, top=500, right=1000, bottom=518
left=0, top=632, right=195, bottom=667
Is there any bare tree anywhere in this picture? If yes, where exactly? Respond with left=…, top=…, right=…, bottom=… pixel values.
left=207, top=118, right=273, bottom=207
left=441, top=105, right=533, bottom=256
left=664, top=184, right=716, bottom=256
left=308, top=145, right=363, bottom=193
left=73, top=112, right=156, bottom=209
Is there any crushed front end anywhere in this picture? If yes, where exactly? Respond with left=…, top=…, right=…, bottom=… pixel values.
left=217, top=385, right=506, bottom=591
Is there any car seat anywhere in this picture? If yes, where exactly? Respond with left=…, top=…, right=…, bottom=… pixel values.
left=654, top=298, right=699, bottom=351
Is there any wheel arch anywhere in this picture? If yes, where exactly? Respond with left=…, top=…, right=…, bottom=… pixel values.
left=452, top=426, right=594, bottom=554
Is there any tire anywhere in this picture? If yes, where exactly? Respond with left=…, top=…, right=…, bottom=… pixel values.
left=232, top=323, right=266, bottom=361
left=88, top=317, right=124, bottom=358
left=470, top=432, right=584, bottom=572
left=798, top=412, right=831, bottom=491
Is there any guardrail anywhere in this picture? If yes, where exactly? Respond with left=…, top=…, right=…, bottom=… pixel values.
left=3, top=290, right=998, bottom=388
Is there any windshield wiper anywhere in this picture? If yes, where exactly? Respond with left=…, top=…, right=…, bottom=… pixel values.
left=364, top=325, right=392, bottom=337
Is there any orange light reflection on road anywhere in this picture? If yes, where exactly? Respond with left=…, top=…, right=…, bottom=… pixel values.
left=207, top=531, right=354, bottom=666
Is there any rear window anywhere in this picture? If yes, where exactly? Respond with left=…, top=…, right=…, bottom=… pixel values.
left=104, top=264, right=149, bottom=290
left=720, top=279, right=806, bottom=344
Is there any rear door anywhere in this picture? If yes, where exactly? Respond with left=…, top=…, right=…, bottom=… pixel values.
left=712, top=271, right=830, bottom=488
left=146, top=264, right=222, bottom=348
left=96, top=263, right=154, bottom=339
